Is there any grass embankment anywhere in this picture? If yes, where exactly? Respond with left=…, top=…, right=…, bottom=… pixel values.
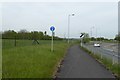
left=80, top=46, right=120, bottom=78
left=2, top=40, right=74, bottom=78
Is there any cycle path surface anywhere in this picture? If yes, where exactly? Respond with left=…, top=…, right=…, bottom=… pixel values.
left=56, top=45, right=115, bottom=78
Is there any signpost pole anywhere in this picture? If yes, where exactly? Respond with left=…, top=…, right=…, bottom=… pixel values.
left=81, top=38, right=82, bottom=47
left=51, top=31, right=53, bottom=52
left=112, top=52, right=115, bottom=65
left=50, top=26, right=55, bottom=52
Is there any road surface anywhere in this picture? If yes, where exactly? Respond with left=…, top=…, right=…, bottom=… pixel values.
left=101, top=42, right=118, bottom=53
left=56, top=45, right=115, bottom=78
left=82, top=43, right=119, bottom=64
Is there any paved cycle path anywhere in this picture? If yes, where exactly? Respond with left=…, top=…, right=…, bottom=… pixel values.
left=56, top=45, right=115, bottom=78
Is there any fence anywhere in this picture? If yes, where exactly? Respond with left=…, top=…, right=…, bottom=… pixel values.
left=2, top=39, right=68, bottom=49
left=82, top=43, right=119, bottom=64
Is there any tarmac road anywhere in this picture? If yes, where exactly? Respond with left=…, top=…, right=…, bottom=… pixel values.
left=82, top=43, right=119, bottom=64
left=101, top=42, right=118, bottom=53
left=56, top=45, right=115, bottom=78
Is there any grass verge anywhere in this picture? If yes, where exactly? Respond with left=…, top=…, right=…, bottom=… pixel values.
left=2, top=40, right=72, bottom=78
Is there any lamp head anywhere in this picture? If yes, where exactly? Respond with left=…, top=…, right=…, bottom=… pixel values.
left=72, top=14, right=75, bottom=16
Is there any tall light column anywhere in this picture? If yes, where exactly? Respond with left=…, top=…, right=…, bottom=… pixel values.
left=90, top=26, right=94, bottom=38
left=68, top=14, right=75, bottom=44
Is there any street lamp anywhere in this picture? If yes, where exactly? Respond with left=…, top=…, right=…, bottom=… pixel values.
left=90, top=26, right=94, bottom=38
left=68, top=13, right=75, bottom=44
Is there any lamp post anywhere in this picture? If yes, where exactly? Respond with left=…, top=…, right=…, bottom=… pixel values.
left=90, top=26, right=94, bottom=55
left=90, top=26, right=94, bottom=38
left=68, top=14, right=75, bottom=44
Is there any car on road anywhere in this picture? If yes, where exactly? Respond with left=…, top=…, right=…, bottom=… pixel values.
left=94, top=43, right=100, bottom=47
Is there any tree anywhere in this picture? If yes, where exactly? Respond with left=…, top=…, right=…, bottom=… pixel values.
left=31, top=31, right=39, bottom=40
left=44, top=31, right=47, bottom=36
left=90, top=37, right=96, bottom=41
left=39, top=31, right=44, bottom=39
left=81, top=33, right=90, bottom=44
left=96, top=37, right=105, bottom=41
left=18, top=29, right=28, bottom=39
left=44, top=31, right=47, bottom=40
left=114, top=33, right=120, bottom=41
left=2, top=30, right=17, bottom=39
left=2, top=29, right=63, bottom=40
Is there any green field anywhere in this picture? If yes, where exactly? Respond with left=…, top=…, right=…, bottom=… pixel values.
left=0, top=39, right=2, bottom=79
left=2, top=39, right=75, bottom=78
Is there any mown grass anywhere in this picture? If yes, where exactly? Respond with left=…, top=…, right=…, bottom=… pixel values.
left=0, top=39, right=2, bottom=79
left=80, top=46, right=120, bottom=78
left=2, top=39, right=72, bottom=78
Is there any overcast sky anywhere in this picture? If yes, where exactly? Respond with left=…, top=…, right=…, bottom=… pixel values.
left=1, top=2, right=118, bottom=39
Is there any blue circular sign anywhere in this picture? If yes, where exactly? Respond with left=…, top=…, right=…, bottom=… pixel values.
left=50, top=26, right=55, bottom=31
